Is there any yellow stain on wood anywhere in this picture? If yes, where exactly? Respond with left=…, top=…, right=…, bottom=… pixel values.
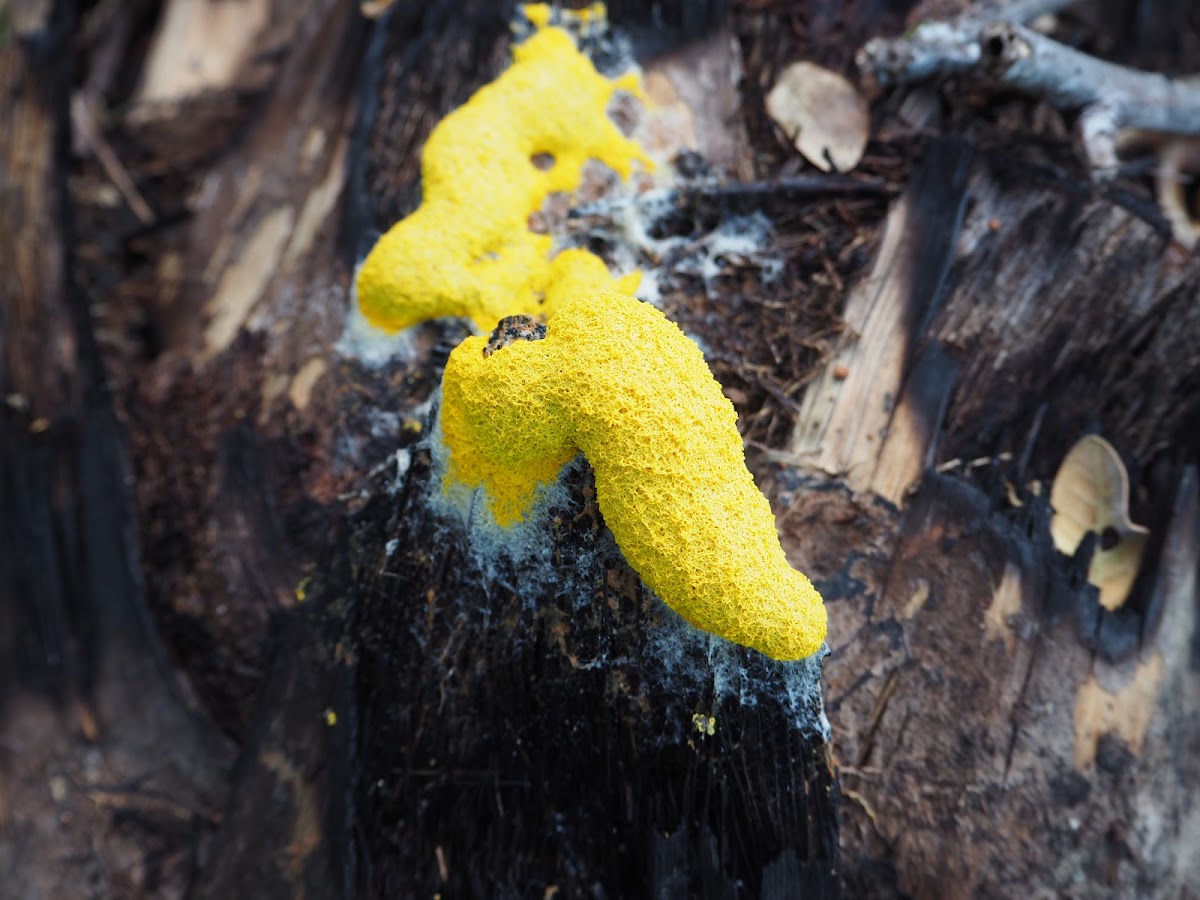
left=157, top=250, right=183, bottom=309
left=440, top=290, right=826, bottom=660
left=288, top=358, right=327, bottom=411
left=1073, top=653, right=1163, bottom=770
left=871, top=401, right=927, bottom=505
left=901, top=577, right=929, bottom=619
left=301, top=126, right=327, bottom=164
left=259, top=372, right=290, bottom=425
left=984, top=562, right=1022, bottom=654
left=202, top=205, right=294, bottom=359
left=639, top=70, right=700, bottom=160
left=283, top=137, right=348, bottom=271
left=354, top=4, right=651, bottom=333
left=360, top=0, right=398, bottom=19
left=136, top=0, right=270, bottom=105
left=260, top=750, right=322, bottom=877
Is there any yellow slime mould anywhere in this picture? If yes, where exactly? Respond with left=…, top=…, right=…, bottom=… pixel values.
left=439, top=290, right=828, bottom=661
left=355, top=6, right=651, bottom=333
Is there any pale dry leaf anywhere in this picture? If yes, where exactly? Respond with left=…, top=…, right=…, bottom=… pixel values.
left=1049, top=435, right=1149, bottom=611
left=764, top=61, right=869, bottom=173
left=1155, top=138, right=1200, bottom=251
left=360, top=0, right=397, bottom=19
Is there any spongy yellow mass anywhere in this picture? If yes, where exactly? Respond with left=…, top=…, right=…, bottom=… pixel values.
left=440, top=290, right=828, bottom=661
left=354, top=11, right=651, bottom=333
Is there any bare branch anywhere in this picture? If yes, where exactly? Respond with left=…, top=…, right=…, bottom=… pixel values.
left=859, top=19, right=1200, bottom=176
left=957, top=0, right=1077, bottom=27
left=857, top=0, right=1078, bottom=85
left=976, top=23, right=1200, bottom=136
left=860, top=21, right=984, bottom=84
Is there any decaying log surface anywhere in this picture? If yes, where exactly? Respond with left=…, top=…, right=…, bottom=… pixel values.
left=777, top=128, right=1200, bottom=895
left=185, top=2, right=845, bottom=894
left=3, top=0, right=1199, bottom=897
left=1, top=4, right=233, bottom=897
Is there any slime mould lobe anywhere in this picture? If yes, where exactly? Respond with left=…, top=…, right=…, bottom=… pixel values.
left=354, top=15, right=651, bottom=333
left=440, top=290, right=827, bottom=661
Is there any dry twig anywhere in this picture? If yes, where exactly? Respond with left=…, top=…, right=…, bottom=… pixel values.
left=859, top=17, right=1200, bottom=176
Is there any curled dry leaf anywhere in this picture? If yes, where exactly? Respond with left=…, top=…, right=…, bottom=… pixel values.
left=1049, top=435, right=1149, bottom=611
left=764, top=61, right=869, bottom=173
left=1156, top=138, right=1200, bottom=251
left=360, top=0, right=398, bottom=19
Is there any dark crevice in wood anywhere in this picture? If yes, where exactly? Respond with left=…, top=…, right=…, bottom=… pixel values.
left=1140, top=464, right=1199, bottom=646
left=2, top=5, right=234, bottom=896
left=1002, top=630, right=1042, bottom=779
left=905, top=138, right=974, bottom=340
left=340, top=12, right=391, bottom=263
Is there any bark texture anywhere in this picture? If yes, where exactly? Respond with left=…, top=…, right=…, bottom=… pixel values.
left=2, top=1, right=1198, bottom=898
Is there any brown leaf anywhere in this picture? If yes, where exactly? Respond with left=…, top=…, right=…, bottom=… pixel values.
left=764, top=61, right=869, bottom=173
left=1049, top=435, right=1149, bottom=611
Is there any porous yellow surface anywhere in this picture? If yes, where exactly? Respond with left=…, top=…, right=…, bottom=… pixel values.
left=354, top=8, right=651, bottom=333
left=523, top=2, right=609, bottom=30
left=440, top=290, right=827, bottom=661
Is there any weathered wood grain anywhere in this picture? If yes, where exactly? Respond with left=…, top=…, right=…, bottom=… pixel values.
left=5, top=0, right=1198, bottom=897
left=782, top=132, right=1200, bottom=896
left=1, top=4, right=233, bottom=897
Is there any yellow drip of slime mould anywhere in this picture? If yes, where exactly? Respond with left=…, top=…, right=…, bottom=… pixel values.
left=439, top=290, right=828, bottom=662
left=354, top=4, right=651, bottom=333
